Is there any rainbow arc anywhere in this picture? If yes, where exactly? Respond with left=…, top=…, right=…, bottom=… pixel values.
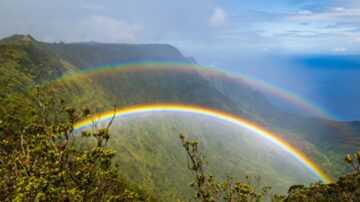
left=74, top=104, right=332, bottom=183
left=48, top=61, right=334, bottom=119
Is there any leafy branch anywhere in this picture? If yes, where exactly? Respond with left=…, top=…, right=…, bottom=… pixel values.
left=179, top=134, right=270, bottom=202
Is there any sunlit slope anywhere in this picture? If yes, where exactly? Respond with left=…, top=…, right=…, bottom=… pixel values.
left=105, top=114, right=315, bottom=199
left=0, top=35, right=113, bottom=110
left=0, top=35, right=64, bottom=96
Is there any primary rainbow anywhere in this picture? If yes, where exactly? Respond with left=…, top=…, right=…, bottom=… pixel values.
left=47, top=61, right=333, bottom=119
left=73, top=103, right=332, bottom=183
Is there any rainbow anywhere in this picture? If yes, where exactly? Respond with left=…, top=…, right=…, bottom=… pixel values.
left=223, top=69, right=332, bottom=119
left=73, top=104, right=332, bottom=183
left=43, top=61, right=333, bottom=119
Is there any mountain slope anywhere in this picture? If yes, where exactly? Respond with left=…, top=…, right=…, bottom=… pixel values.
left=43, top=39, right=360, bottom=193
left=0, top=35, right=113, bottom=110
left=44, top=42, right=187, bottom=68
left=1, top=35, right=360, bottom=200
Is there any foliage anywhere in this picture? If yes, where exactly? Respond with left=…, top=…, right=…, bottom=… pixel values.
left=179, top=134, right=360, bottom=202
left=283, top=150, right=360, bottom=202
left=0, top=35, right=64, bottom=97
left=0, top=94, right=151, bottom=201
left=179, top=134, right=271, bottom=202
left=344, top=151, right=360, bottom=172
left=2, top=34, right=360, bottom=201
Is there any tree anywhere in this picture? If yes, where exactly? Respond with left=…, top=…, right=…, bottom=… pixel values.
left=179, top=134, right=360, bottom=202
left=179, top=134, right=270, bottom=202
left=0, top=94, right=151, bottom=201
left=283, top=150, right=360, bottom=202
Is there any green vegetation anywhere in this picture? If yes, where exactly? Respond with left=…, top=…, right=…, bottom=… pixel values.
left=179, top=135, right=360, bottom=202
left=0, top=95, right=152, bottom=201
left=42, top=35, right=360, bottom=182
left=1, top=91, right=360, bottom=201
left=1, top=34, right=360, bottom=201
left=282, top=151, right=360, bottom=201
left=106, top=114, right=316, bottom=200
left=179, top=134, right=270, bottom=201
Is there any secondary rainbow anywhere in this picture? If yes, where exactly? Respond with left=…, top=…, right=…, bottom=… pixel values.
left=44, top=61, right=333, bottom=119
left=73, top=104, right=332, bottom=183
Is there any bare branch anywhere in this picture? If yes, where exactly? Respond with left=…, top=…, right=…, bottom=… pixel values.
left=106, top=106, right=117, bottom=130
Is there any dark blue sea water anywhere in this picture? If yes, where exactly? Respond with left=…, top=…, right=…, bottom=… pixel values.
left=287, top=55, right=360, bottom=121
left=198, top=54, right=360, bottom=121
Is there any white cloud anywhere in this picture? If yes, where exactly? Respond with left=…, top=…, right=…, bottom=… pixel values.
left=262, top=47, right=269, bottom=52
left=209, top=7, right=227, bottom=27
left=297, top=10, right=313, bottom=15
left=288, top=7, right=360, bottom=23
left=332, top=7, right=345, bottom=12
left=43, top=16, right=145, bottom=43
left=332, top=47, right=347, bottom=52
left=79, top=2, right=107, bottom=11
left=1, top=0, right=359, bottom=54
left=63, top=15, right=144, bottom=43
left=0, top=15, right=146, bottom=43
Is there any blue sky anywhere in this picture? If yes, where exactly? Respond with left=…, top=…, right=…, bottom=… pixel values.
left=1, top=0, right=360, bottom=55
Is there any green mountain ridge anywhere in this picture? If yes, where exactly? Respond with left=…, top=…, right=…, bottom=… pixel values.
left=1, top=34, right=360, bottom=200
left=43, top=41, right=187, bottom=69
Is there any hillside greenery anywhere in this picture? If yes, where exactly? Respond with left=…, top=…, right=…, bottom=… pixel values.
left=282, top=150, right=360, bottom=201
left=179, top=134, right=271, bottom=202
left=42, top=35, right=360, bottom=181
left=0, top=94, right=153, bottom=201
left=1, top=34, right=360, bottom=201
left=1, top=92, right=360, bottom=201
left=179, top=135, right=360, bottom=202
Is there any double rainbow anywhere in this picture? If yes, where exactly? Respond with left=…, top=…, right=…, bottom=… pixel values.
left=44, top=61, right=333, bottom=119
left=74, top=103, right=332, bottom=183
